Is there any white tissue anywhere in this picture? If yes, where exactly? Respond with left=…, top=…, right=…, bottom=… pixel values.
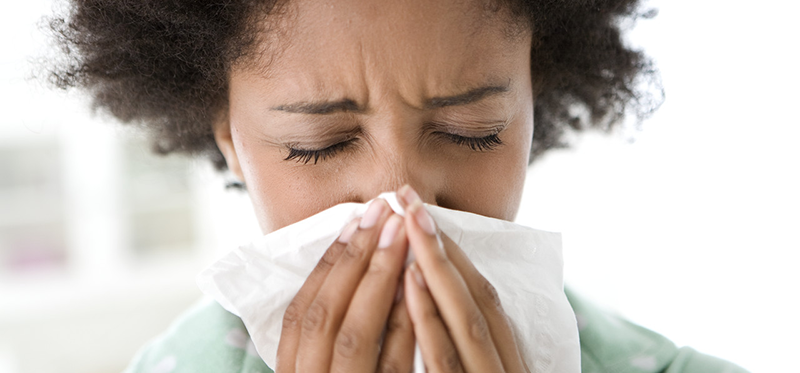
left=197, top=192, right=580, bottom=373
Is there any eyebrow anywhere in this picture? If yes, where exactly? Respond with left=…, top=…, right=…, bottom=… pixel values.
left=271, top=99, right=360, bottom=115
left=270, top=82, right=511, bottom=115
left=426, top=83, right=510, bottom=109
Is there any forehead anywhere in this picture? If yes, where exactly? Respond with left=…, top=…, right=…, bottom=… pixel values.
left=240, top=0, right=530, bottom=103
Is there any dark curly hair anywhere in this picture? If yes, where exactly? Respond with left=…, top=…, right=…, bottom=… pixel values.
left=47, top=0, right=661, bottom=170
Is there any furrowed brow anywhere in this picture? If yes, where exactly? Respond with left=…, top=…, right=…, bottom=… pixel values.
left=271, top=82, right=510, bottom=114
left=426, top=83, right=510, bottom=109
left=271, top=99, right=361, bottom=114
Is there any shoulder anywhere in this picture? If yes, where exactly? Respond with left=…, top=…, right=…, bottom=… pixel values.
left=565, top=288, right=749, bottom=373
left=123, top=298, right=273, bottom=373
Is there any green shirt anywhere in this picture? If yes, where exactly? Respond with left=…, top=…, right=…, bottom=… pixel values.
left=124, top=289, right=749, bottom=373
left=564, top=288, right=748, bottom=373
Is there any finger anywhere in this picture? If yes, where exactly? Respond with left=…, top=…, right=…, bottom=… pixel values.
left=376, top=282, right=416, bottom=373
left=404, top=199, right=504, bottom=373
left=331, top=214, right=409, bottom=372
left=440, top=234, right=528, bottom=373
left=396, top=184, right=416, bottom=210
left=400, top=185, right=526, bottom=372
left=404, top=263, right=464, bottom=373
left=295, top=198, right=393, bottom=372
left=276, top=219, right=358, bottom=372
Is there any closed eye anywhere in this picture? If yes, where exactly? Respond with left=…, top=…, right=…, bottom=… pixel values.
left=283, top=130, right=503, bottom=165
left=440, top=132, right=504, bottom=151
left=284, top=139, right=357, bottom=164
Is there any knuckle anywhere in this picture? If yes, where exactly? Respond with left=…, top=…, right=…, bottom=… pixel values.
left=282, top=300, right=304, bottom=331
left=437, top=348, right=462, bottom=373
left=334, top=326, right=364, bottom=359
left=302, top=300, right=329, bottom=334
left=480, top=278, right=502, bottom=309
left=467, top=310, right=491, bottom=344
left=342, top=239, right=370, bottom=263
left=318, top=245, right=340, bottom=270
left=386, top=309, right=410, bottom=334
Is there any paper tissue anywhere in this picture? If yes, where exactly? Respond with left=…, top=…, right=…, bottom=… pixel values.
left=197, top=192, right=580, bottom=372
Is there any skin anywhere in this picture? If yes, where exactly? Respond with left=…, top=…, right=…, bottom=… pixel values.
left=213, top=0, right=534, bottom=371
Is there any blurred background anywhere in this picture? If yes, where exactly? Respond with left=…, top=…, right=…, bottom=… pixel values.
left=1, top=0, right=797, bottom=372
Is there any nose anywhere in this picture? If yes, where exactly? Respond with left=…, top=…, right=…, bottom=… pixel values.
left=357, top=143, right=440, bottom=207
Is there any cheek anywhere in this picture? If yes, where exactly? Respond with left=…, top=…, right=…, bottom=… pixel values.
left=440, top=114, right=532, bottom=221
left=232, top=129, right=347, bottom=233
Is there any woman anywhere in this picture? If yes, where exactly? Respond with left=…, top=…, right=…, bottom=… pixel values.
left=48, top=0, right=748, bottom=372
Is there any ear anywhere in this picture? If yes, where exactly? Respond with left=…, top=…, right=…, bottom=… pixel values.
left=213, top=109, right=245, bottom=182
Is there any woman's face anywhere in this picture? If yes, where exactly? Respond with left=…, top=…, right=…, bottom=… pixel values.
left=215, top=0, right=534, bottom=233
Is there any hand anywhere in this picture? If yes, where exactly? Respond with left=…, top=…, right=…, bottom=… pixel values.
left=397, top=185, right=529, bottom=373
left=276, top=199, right=416, bottom=373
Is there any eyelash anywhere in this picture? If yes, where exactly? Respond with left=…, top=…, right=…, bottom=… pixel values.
left=439, top=132, right=504, bottom=152
left=284, top=139, right=356, bottom=165
left=284, top=133, right=504, bottom=165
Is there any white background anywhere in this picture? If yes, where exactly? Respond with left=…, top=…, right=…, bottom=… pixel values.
left=517, top=1, right=800, bottom=371
left=2, top=0, right=798, bottom=372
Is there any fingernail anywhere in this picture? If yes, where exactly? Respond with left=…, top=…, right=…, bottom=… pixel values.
left=399, top=184, right=421, bottom=206
left=338, top=220, right=359, bottom=243
left=360, top=199, right=385, bottom=229
left=410, top=262, right=427, bottom=289
left=409, top=200, right=436, bottom=235
left=378, top=214, right=402, bottom=249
